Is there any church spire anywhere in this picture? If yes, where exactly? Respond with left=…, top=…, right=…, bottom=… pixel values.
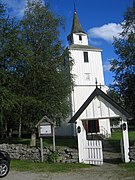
left=67, top=7, right=88, bottom=46
left=67, top=9, right=86, bottom=41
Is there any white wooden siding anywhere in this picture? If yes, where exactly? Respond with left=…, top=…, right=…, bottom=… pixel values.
left=70, top=50, right=104, bottom=86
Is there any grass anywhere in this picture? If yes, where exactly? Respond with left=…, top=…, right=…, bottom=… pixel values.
left=108, top=129, right=135, bottom=152
left=11, top=159, right=89, bottom=173
left=0, top=137, right=77, bottom=149
left=120, top=162, right=135, bottom=170
left=119, top=163, right=135, bottom=177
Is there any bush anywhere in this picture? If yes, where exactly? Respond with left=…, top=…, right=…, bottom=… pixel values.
left=47, top=151, right=59, bottom=163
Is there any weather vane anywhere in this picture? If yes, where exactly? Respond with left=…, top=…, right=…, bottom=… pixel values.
left=74, top=2, right=76, bottom=12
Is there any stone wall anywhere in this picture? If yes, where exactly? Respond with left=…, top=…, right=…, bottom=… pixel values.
left=0, top=144, right=78, bottom=163
left=129, top=145, right=135, bottom=162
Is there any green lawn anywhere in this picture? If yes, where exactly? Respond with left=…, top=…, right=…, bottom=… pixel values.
left=108, top=129, right=135, bottom=152
left=11, top=159, right=89, bottom=173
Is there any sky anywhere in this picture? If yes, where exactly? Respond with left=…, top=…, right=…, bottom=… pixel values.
left=1, top=0, right=133, bottom=86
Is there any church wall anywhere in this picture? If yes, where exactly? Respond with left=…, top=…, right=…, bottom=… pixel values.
left=70, top=49, right=105, bottom=86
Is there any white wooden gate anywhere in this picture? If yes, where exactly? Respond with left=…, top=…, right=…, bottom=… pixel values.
left=83, top=140, right=103, bottom=165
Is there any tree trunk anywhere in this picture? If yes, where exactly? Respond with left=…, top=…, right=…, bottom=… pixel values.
left=18, top=103, right=23, bottom=138
left=9, top=128, right=12, bottom=138
left=4, top=120, right=8, bottom=138
left=18, top=117, right=22, bottom=138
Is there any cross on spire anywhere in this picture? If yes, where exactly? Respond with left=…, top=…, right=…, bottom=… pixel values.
left=74, top=2, right=76, bottom=13
left=95, top=78, right=98, bottom=88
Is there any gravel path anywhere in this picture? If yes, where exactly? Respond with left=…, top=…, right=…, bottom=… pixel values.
left=3, top=163, right=135, bottom=180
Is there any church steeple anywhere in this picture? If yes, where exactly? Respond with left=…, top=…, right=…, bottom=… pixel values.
left=69, top=11, right=85, bottom=35
left=67, top=10, right=88, bottom=46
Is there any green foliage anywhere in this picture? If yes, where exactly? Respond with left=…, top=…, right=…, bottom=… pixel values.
left=47, top=151, right=59, bottom=163
left=0, top=0, right=73, bottom=137
left=110, top=2, right=135, bottom=119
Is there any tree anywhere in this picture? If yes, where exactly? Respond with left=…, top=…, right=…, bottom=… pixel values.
left=110, top=1, right=135, bottom=119
left=19, top=0, right=73, bottom=131
left=0, top=0, right=73, bottom=138
left=0, top=3, right=20, bottom=137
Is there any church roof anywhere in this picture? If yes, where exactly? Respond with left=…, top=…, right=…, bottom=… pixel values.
left=67, top=11, right=87, bottom=40
left=68, top=44, right=102, bottom=51
left=68, top=87, right=133, bottom=123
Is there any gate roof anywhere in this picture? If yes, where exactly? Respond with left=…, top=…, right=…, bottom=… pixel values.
left=69, top=87, right=133, bottom=123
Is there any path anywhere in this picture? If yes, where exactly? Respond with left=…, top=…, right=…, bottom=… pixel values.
left=3, top=163, right=135, bottom=180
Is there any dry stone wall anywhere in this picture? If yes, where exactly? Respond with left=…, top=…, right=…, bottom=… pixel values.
left=0, top=144, right=78, bottom=163
left=129, top=145, right=135, bottom=162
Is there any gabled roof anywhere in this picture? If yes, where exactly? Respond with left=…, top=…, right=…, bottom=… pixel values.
left=35, top=116, right=55, bottom=128
left=69, top=87, right=133, bottom=123
left=67, top=11, right=87, bottom=41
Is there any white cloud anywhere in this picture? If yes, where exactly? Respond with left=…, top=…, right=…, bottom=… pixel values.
left=1, top=0, right=27, bottom=18
left=103, top=59, right=113, bottom=72
left=1, top=0, right=45, bottom=18
left=103, top=63, right=111, bottom=72
left=88, top=23, right=122, bottom=43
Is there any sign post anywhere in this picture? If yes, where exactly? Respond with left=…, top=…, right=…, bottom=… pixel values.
left=40, top=137, right=43, bottom=162
left=35, top=116, right=56, bottom=162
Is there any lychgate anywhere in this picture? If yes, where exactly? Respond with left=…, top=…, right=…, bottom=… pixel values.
left=69, top=87, right=133, bottom=165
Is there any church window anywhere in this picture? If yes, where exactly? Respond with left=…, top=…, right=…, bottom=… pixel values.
left=85, top=73, right=90, bottom=81
left=83, top=52, right=89, bottom=62
left=79, top=35, right=82, bottom=41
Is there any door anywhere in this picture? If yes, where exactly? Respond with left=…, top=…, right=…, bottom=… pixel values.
left=86, top=120, right=99, bottom=133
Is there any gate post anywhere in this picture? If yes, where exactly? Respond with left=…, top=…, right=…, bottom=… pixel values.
left=121, top=118, right=130, bottom=163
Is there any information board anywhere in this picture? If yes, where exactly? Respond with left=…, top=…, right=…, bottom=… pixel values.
left=40, top=125, right=52, bottom=136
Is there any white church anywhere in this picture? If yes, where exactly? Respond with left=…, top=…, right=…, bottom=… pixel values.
left=56, top=10, right=110, bottom=137
left=57, top=9, right=132, bottom=164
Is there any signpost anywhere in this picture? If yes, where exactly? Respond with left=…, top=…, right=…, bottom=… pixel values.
left=35, top=116, right=55, bottom=162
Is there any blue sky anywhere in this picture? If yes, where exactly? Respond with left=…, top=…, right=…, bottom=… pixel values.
left=1, top=0, right=133, bottom=86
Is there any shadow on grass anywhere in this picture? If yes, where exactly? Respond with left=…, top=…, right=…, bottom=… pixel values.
left=103, top=139, right=122, bottom=164
left=108, top=139, right=121, bottom=153
left=0, top=137, right=78, bottom=149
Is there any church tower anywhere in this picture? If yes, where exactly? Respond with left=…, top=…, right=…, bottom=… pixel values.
left=56, top=9, right=110, bottom=137
left=68, top=10, right=107, bottom=115
left=67, top=9, right=110, bottom=137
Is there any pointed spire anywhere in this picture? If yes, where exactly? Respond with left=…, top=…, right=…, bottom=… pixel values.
left=71, top=11, right=84, bottom=34
left=67, top=7, right=86, bottom=41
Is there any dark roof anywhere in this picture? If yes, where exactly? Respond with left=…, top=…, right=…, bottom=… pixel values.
left=68, top=44, right=102, bottom=51
left=67, top=11, right=87, bottom=40
left=35, top=116, right=55, bottom=127
left=69, top=87, right=133, bottom=123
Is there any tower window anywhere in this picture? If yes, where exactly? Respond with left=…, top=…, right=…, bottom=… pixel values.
left=79, top=35, right=82, bottom=41
left=83, top=52, right=89, bottom=62
left=85, top=73, right=90, bottom=81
